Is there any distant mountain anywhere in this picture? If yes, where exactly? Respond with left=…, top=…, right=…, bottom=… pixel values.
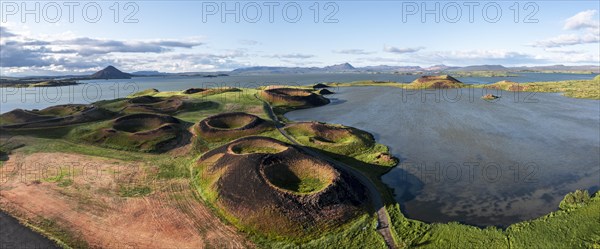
left=449, top=65, right=508, bottom=71
left=362, top=65, right=422, bottom=72
left=90, top=66, right=132, bottom=79
left=425, top=64, right=460, bottom=71
left=233, top=63, right=359, bottom=74
left=323, top=63, right=355, bottom=71
left=7, top=63, right=597, bottom=79
left=510, top=65, right=599, bottom=72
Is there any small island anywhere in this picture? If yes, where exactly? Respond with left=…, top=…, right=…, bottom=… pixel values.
left=482, top=93, right=501, bottom=100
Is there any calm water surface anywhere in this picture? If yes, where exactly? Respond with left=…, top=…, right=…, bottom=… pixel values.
left=285, top=86, right=600, bottom=227
left=0, top=211, right=58, bottom=248
left=0, top=73, right=598, bottom=233
left=1, top=73, right=596, bottom=113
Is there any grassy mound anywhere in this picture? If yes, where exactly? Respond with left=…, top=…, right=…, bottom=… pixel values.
left=482, top=79, right=600, bottom=99
left=0, top=104, right=115, bottom=128
left=259, top=88, right=330, bottom=108
left=482, top=94, right=501, bottom=100
left=195, top=136, right=366, bottom=239
left=74, top=113, right=186, bottom=152
left=128, top=88, right=159, bottom=97
left=313, top=83, right=330, bottom=89
left=485, top=80, right=527, bottom=91
left=0, top=109, right=54, bottom=124
left=183, top=88, right=207, bottom=94
left=182, top=87, right=241, bottom=95
left=408, top=75, right=466, bottom=89
left=196, top=112, right=273, bottom=141
left=284, top=122, right=397, bottom=166
left=124, top=96, right=185, bottom=114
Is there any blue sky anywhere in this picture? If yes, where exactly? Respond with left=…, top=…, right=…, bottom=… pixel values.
left=1, top=1, right=599, bottom=76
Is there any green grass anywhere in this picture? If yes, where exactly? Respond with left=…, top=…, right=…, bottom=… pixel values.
left=268, top=175, right=328, bottom=194
left=31, top=217, right=89, bottom=249
left=128, top=88, right=159, bottom=97
left=263, top=163, right=333, bottom=195
left=231, top=146, right=282, bottom=154
left=252, top=214, right=387, bottom=249
left=6, top=84, right=600, bottom=248
left=450, top=71, right=518, bottom=77
left=65, top=118, right=182, bottom=153
left=297, top=178, right=324, bottom=193
left=193, top=147, right=384, bottom=247
left=118, top=185, right=152, bottom=197
left=476, top=79, right=600, bottom=99
left=330, top=77, right=600, bottom=100
left=284, top=123, right=397, bottom=167
left=387, top=190, right=600, bottom=249
left=43, top=167, right=74, bottom=187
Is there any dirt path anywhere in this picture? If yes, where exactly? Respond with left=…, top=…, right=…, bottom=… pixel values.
left=259, top=96, right=397, bottom=249
left=0, top=152, right=253, bottom=248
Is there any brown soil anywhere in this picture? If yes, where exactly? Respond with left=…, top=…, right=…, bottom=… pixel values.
left=197, top=136, right=366, bottom=237
left=0, top=152, right=253, bottom=248
left=259, top=88, right=330, bottom=108
left=196, top=112, right=273, bottom=141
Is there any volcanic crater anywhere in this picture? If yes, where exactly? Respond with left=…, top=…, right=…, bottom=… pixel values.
left=196, top=112, right=273, bottom=141
left=197, top=136, right=367, bottom=236
left=260, top=88, right=330, bottom=108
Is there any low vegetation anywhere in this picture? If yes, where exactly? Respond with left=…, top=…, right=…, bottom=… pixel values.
left=388, top=190, right=600, bottom=248
left=449, top=71, right=518, bottom=77
left=2, top=82, right=599, bottom=248
left=479, top=79, right=600, bottom=99
left=284, top=122, right=397, bottom=167
left=330, top=75, right=600, bottom=99
left=69, top=113, right=186, bottom=153
left=194, top=136, right=367, bottom=241
left=0, top=79, right=79, bottom=88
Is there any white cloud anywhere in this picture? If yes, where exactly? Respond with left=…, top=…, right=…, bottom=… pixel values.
left=532, top=10, right=600, bottom=48
left=265, top=53, right=314, bottom=59
left=384, top=46, right=424, bottom=54
left=332, top=49, right=374, bottom=55
left=532, top=33, right=599, bottom=48
left=564, top=10, right=599, bottom=30
left=0, top=27, right=250, bottom=75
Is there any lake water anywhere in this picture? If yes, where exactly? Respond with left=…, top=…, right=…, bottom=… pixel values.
left=1, top=73, right=596, bottom=114
left=285, top=86, right=600, bottom=227
left=0, top=211, right=58, bottom=248
left=0, top=72, right=598, bottom=235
